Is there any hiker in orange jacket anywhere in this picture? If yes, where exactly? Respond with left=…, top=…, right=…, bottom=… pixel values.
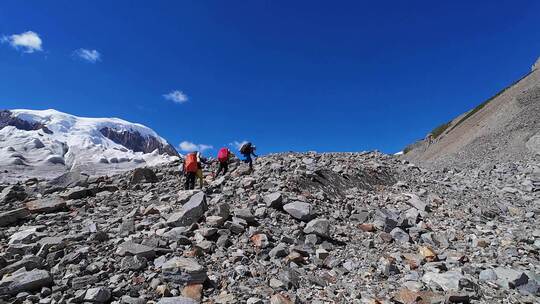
left=183, top=152, right=198, bottom=190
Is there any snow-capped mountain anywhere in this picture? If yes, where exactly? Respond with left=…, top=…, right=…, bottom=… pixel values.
left=0, top=109, right=179, bottom=181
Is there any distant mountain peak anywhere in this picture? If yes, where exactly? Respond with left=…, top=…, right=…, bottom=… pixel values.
left=0, top=109, right=179, bottom=182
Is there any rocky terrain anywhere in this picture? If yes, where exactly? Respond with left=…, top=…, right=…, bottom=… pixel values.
left=0, top=151, right=538, bottom=303
left=403, top=60, right=540, bottom=169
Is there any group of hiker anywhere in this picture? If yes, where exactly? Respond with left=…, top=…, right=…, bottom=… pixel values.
left=182, top=142, right=257, bottom=190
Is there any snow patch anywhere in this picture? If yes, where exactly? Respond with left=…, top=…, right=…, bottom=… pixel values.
left=0, top=109, right=179, bottom=182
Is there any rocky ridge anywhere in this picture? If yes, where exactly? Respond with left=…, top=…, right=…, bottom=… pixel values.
left=0, top=152, right=539, bottom=303
left=403, top=62, right=540, bottom=169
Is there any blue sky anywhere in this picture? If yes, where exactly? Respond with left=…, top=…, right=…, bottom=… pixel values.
left=1, top=1, right=539, bottom=155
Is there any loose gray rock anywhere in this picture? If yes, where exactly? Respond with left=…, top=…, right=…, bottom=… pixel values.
left=0, top=208, right=29, bottom=227
left=161, top=257, right=207, bottom=284
left=25, top=197, right=67, bottom=214
left=422, top=271, right=464, bottom=291
left=156, top=297, right=198, bottom=304
left=390, top=227, right=410, bottom=243
left=303, top=218, right=330, bottom=238
left=494, top=267, right=529, bottom=289
left=167, top=192, right=207, bottom=227
left=116, top=242, right=156, bottom=259
left=264, top=192, right=283, bottom=208
left=0, top=269, right=52, bottom=296
left=283, top=201, right=313, bottom=221
left=84, top=287, right=111, bottom=303
left=121, top=255, right=148, bottom=271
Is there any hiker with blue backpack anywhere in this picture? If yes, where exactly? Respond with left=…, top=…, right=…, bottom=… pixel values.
left=240, top=142, right=257, bottom=171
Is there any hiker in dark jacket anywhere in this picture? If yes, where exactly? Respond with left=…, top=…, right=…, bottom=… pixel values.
left=240, top=142, right=257, bottom=171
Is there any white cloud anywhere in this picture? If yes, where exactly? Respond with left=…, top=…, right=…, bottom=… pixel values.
left=74, top=48, right=101, bottom=63
left=163, top=90, right=188, bottom=104
left=1, top=31, right=42, bottom=53
left=179, top=141, right=213, bottom=153
left=229, top=140, right=248, bottom=151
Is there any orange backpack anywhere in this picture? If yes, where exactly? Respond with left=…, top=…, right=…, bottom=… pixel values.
left=184, top=153, right=198, bottom=173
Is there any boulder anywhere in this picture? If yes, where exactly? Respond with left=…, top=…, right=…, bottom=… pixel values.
left=234, top=208, right=256, bottom=224
left=405, top=193, right=428, bottom=211
left=0, top=269, right=52, bottom=296
left=283, top=201, right=313, bottom=221
left=0, top=208, right=29, bottom=227
left=130, top=167, right=158, bottom=184
left=390, top=227, right=410, bottom=243
left=60, top=186, right=91, bottom=200
left=494, top=267, right=529, bottom=289
left=264, top=192, right=283, bottom=209
left=167, top=192, right=207, bottom=227
left=0, top=256, right=44, bottom=277
left=116, top=242, right=156, bottom=259
left=161, top=257, right=207, bottom=284
left=303, top=218, right=330, bottom=238
left=84, top=287, right=111, bottom=303
left=422, top=271, right=463, bottom=291
left=156, top=297, right=198, bottom=304
left=47, top=169, right=89, bottom=189
left=121, top=255, right=148, bottom=271
left=26, top=197, right=67, bottom=214
left=0, top=185, right=27, bottom=203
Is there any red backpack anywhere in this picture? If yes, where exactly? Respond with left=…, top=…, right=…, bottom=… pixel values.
left=217, top=148, right=229, bottom=162
left=184, top=153, right=198, bottom=172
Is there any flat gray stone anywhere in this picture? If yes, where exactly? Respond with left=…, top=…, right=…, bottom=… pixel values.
left=167, top=192, right=207, bottom=227
left=283, top=201, right=313, bottom=221
left=494, top=267, right=529, bottom=289
left=121, top=255, right=147, bottom=271
left=156, top=297, right=197, bottom=304
left=161, top=257, right=207, bottom=284
left=116, top=242, right=155, bottom=259
left=0, top=269, right=52, bottom=296
left=422, top=271, right=463, bottom=291
left=264, top=192, right=283, bottom=208
left=26, top=197, right=67, bottom=214
left=303, top=218, right=330, bottom=238
left=479, top=269, right=497, bottom=282
left=0, top=208, right=29, bottom=227
left=390, top=227, right=410, bottom=243
left=84, top=287, right=111, bottom=303
left=0, top=255, right=44, bottom=277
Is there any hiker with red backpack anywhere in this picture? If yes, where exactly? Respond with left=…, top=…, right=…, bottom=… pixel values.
left=183, top=152, right=198, bottom=190
left=216, top=147, right=233, bottom=177
left=240, top=142, right=258, bottom=171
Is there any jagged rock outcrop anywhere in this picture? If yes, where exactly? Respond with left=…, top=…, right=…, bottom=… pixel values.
left=0, top=110, right=52, bottom=134
left=100, top=127, right=178, bottom=157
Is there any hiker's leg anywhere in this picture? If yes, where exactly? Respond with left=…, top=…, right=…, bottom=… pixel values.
left=223, top=162, right=228, bottom=174
left=216, top=162, right=224, bottom=176
left=189, top=173, right=196, bottom=190
left=197, top=169, right=204, bottom=188
left=185, top=173, right=191, bottom=190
